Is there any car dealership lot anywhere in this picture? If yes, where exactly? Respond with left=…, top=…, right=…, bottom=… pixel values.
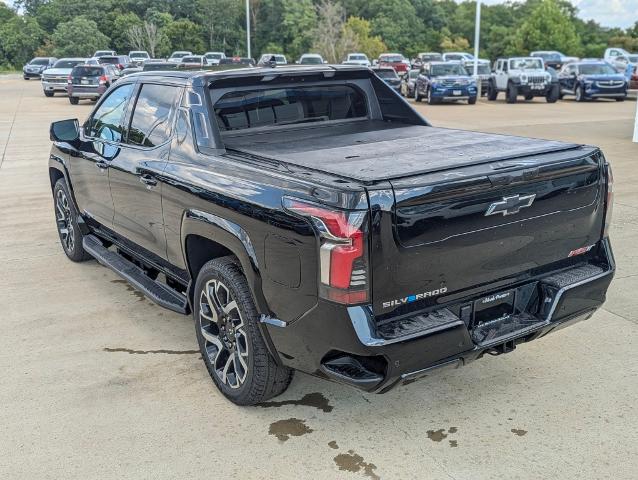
left=1, top=75, right=637, bottom=479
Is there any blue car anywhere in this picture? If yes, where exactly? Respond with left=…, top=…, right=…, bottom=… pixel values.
left=414, top=61, right=477, bottom=104
left=558, top=61, right=627, bottom=102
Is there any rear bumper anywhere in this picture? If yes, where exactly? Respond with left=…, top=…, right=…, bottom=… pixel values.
left=68, top=86, right=106, bottom=98
left=265, top=239, right=614, bottom=392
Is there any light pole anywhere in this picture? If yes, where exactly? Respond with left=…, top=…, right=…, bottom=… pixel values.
left=246, top=0, right=251, bottom=59
left=472, top=0, right=482, bottom=97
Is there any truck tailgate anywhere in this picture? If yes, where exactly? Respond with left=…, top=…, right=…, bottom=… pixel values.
left=369, top=146, right=605, bottom=317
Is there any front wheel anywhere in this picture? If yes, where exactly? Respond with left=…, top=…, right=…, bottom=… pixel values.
left=69, top=96, right=79, bottom=105
left=616, top=96, right=626, bottom=102
left=44, top=91, right=54, bottom=97
left=194, top=257, right=293, bottom=405
left=468, top=96, right=477, bottom=105
left=487, top=82, right=498, bottom=101
left=53, top=179, right=91, bottom=262
left=546, top=84, right=559, bottom=103
left=575, top=84, right=585, bottom=102
left=427, top=87, right=437, bottom=105
left=506, top=83, right=517, bottom=103
left=414, top=87, right=422, bottom=102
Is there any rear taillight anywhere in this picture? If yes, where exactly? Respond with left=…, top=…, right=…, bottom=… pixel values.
left=99, top=75, right=107, bottom=84
left=603, top=163, right=614, bottom=238
left=283, top=197, right=369, bottom=305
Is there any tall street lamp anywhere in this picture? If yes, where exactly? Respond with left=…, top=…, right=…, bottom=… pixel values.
left=246, top=0, right=251, bottom=59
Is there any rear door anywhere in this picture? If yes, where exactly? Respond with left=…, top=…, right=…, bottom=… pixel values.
left=368, top=149, right=605, bottom=317
left=70, top=82, right=135, bottom=227
left=109, top=82, right=183, bottom=258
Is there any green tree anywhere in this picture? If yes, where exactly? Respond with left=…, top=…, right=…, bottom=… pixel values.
left=111, top=12, right=144, bottom=54
left=164, top=19, right=205, bottom=53
left=344, top=16, right=386, bottom=59
left=514, top=0, right=581, bottom=55
left=197, top=0, right=246, bottom=54
left=0, top=16, right=47, bottom=67
left=50, top=16, right=111, bottom=57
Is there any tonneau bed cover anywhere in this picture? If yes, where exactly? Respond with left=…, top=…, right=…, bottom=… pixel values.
left=222, top=120, right=580, bottom=183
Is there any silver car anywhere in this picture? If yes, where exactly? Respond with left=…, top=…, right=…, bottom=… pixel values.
left=41, top=58, right=87, bottom=97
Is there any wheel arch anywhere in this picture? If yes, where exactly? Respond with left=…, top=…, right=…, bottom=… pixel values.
left=181, top=209, right=268, bottom=315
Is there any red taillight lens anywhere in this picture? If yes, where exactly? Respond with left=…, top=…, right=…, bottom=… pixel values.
left=99, top=75, right=107, bottom=84
left=283, top=197, right=369, bottom=305
left=603, top=163, right=614, bottom=238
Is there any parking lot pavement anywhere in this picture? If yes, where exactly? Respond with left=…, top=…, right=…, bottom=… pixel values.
left=1, top=76, right=637, bottom=480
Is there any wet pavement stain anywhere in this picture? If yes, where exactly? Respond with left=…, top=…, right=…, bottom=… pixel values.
left=103, top=347, right=199, bottom=355
left=110, top=279, right=147, bottom=302
left=328, top=440, right=339, bottom=449
left=426, top=429, right=448, bottom=442
left=511, top=428, right=528, bottom=437
left=334, top=450, right=380, bottom=480
left=448, top=426, right=458, bottom=434
left=259, top=392, right=334, bottom=413
left=268, top=418, right=313, bottom=442
left=449, top=440, right=458, bottom=448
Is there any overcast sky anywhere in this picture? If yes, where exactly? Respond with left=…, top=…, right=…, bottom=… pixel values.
left=2, top=0, right=637, bottom=29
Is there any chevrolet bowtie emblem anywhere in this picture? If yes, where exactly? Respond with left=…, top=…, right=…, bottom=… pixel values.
left=485, top=194, right=536, bottom=216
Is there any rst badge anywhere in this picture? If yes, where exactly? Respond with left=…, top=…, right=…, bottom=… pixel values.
left=382, top=287, right=448, bottom=309
left=485, top=194, right=536, bottom=217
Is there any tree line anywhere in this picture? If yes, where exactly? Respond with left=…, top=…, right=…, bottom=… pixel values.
left=1, top=0, right=637, bottom=68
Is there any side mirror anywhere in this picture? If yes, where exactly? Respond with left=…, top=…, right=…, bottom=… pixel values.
left=50, top=119, right=80, bottom=143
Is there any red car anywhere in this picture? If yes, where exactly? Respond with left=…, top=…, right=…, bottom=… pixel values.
left=378, top=53, right=409, bottom=74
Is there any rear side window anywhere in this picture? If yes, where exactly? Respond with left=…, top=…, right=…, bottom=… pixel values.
left=127, top=84, right=181, bottom=147
left=86, top=83, right=135, bottom=141
left=214, top=85, right=367, bottom=131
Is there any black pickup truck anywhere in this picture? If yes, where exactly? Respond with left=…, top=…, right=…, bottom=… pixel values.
left=49, top=66, right=615, bottom=405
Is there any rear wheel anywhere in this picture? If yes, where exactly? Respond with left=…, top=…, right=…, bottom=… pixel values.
left=616, top=96, right=625, bottom=102
left=414, top=86, right=422, bottom=102
left=468, top=96, right=477, bottom=105
left=44, top=91, right=54, bottom=97
left=506, top=83, right=517, bottom=103
left=69, top=96, right=79, bottom=105
left=53, top=178, right=91, bottom=262
left=194, top=257, right=293, bottom=405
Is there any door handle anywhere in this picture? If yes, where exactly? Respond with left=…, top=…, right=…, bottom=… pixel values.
left=140, top=174, right=158, bottom=187
left=96, top=160, right=109, bottom=169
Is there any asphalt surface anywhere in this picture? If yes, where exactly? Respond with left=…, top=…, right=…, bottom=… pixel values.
left=1, top=75, right=637, bottom=480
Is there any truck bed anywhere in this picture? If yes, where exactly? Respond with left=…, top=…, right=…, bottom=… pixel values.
left=222, top=120, right=579, bottom=183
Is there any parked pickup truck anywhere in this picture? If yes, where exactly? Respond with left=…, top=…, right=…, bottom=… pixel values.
left=49, top=66, right=615, bottom=405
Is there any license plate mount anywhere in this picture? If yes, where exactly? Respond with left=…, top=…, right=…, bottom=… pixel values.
left=473, top=289, right=516, bottom=327
left=453, top=90, right=462, bottom=95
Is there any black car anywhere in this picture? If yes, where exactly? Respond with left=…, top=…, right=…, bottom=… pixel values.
left=23, top=57, right=57, bottom=79
left=371, top=66, right=401, bottom=92
left=48, top=67, right=614, bottom=405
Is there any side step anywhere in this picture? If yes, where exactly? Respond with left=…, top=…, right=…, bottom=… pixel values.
left=83, top=234, right=188, bottom=314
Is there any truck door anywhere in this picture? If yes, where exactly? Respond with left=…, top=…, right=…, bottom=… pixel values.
left=108, top=82, right=183, bottom=258
left=496, top=60, right=508, bottom=90
left=69, top=83, right=135, bottom=228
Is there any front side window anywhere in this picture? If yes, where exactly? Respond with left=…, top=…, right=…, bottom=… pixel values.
left=127, top=84, right=181, bottom=147
left=86, top=83, right=135, bottom=142
left=214, top=85, right=367, bottom=131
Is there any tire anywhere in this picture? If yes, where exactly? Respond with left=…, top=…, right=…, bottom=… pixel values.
left=194, top=257, right=293, bottom=405
left=487, top=81, right=498, bottom=101
left=546, top=84, right=559, bottom=103
left=414, top=86, right=423, bottom=102
left=427, top=87, right=437, bottom=105
left=575, top=84, right=585, bottom=102
left=44, top=91, right=54, bottom=97
left=53, top=178, right=91, bottom=262
left=506, top=83, right=517, bottom=104
left=69, top=96, right=79, bottom=105
left=616, top=97, right=625, bottom=102
left=23, top=76, right=29, bottom=80
left=468, top=96, right=477, bottom=105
